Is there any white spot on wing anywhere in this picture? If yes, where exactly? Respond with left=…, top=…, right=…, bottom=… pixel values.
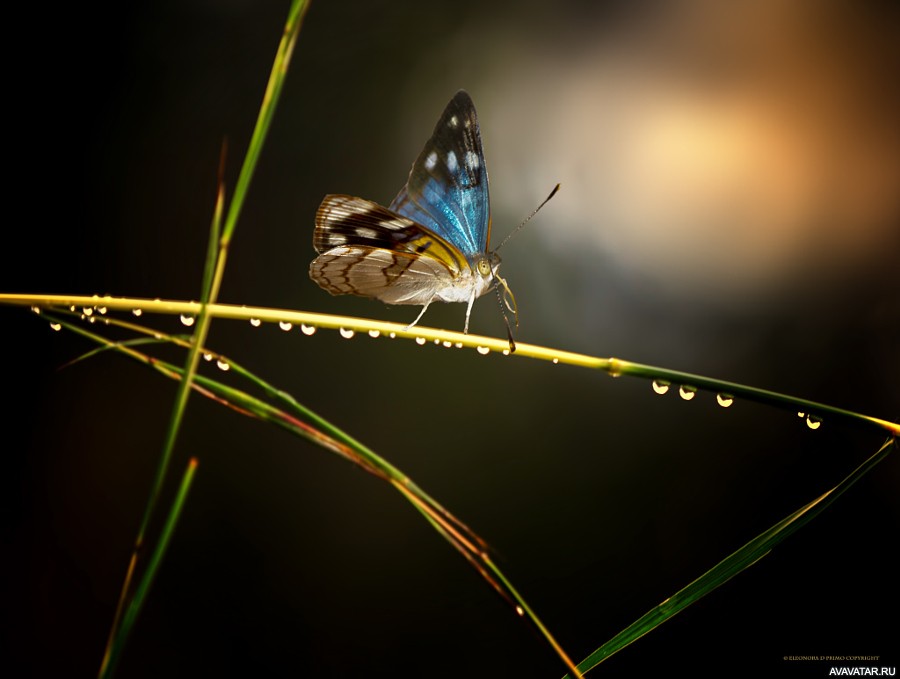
left=328, top=233, right=347, bottom=245
left=425, top=151, right=437, bottom=170
left=380, top=218, right=414, bottom=230
left=449, top=115, right=459, bottom=128
left=466, top=151, right=480, bottom=170
left=355, top=227, right=377, bottom=239
left=447, top=151, right=458, bottom=172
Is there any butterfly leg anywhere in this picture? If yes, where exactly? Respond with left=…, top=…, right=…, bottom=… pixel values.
left=463, top=290, right=477, bottom=334
left=406, top=301, right=432, bottom=331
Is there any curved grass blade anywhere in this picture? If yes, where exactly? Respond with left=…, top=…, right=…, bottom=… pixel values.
left=101, top=458, right=199, bottom=678
left=564, top=437, right=895, bottom=677
left=8, top=294, right=897, bottom=437
left=47, top=313, right=584, bottom=678
left=97, top=2, right=311, bottom=675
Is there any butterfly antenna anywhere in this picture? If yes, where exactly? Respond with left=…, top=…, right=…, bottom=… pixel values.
left=494, top=183, right=560, bottom=252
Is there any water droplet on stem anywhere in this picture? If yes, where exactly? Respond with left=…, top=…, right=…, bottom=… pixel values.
left=679, top=385, right=697, bottom=400
left=652, top=380, right=670, bottom=395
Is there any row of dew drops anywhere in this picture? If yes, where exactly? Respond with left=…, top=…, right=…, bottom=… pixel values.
left=35, top=302, right=822, bottom=429
left=650, top=378, right=822, bottom=429
left=34, top=299, right=519, bottom=360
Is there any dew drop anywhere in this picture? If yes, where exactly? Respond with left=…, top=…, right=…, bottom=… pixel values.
left=82, top=307, right=94, bottom=316
left=806, top=415, right=822, bottom=430
left=203, top=352, right=213, bottom=361
left=97, top=306, right=107, bottom=315
left=88, top=316, right=97, bottom=324
left=249, top=317, right=262, bottom=327
left=301, top=324, right=317, bottom=336
left=515, top=606, right=524, bottom=617
left=216, top=359, right=230, bottom=371
left=279, top=321, right=293, bottom=331
left=652, top=380, right=670, bottom=395
left=679, top=385, right=697, bottom=401
left=132, top=308, right=143, bottom=317
left=49, top=322, right=61, bottom=331
left=608, top=358, right=622, bottom=377
left=339, top=327, right=355, bottom=339
left=433, top=339, right=441, bottom=345
left=31, top=305, right=41, bottom=314
left=442, top=340, right=452, bottom=348
left=502, top=348, right=510, bottom=356
left=797, top=411, right=806, bottom=418
left=389, top=332, right=396, bottom=338
left=70, top=305, right=77, bottom=312
left=368, top=329, right=381, bottom=338
left=552, top=358, right=559, bottom=364
left=455, top=342, right=463, bottom=348
left=180, top=314, right=195, bottom=327
left=716, top=393, right=734, bottom=407
left=476, top=345, right=490, bottom=355
left=415, top=337, right=427, bottom=345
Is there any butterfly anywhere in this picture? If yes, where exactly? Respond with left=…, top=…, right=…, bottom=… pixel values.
left=309, top=90, right=521, bottom=347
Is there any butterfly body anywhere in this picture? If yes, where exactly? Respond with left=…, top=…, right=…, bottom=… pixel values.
left=310, top=90, right=503, bottom=334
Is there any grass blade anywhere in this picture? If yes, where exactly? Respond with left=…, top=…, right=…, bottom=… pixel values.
left=7, top=294, right=896, bottom=437
left=48, top=312, right=585, bottom=678
left=565, top=437, right=895, bottom=677
left=101, top=459, right=199, bottom=678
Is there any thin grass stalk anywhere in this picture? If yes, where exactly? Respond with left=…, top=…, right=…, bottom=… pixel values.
left=10, top=295, right=897, bottom=437
left=97, top=172, right=225, bottom=679
left=48, top=312, right=584, bottom=677
left=100, top=459, right=199, bottom=677
left=564, top=437, right=896, bottom=677
left=98, top=2, right=310, bottom=674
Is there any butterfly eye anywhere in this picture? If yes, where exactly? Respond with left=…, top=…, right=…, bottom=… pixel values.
left=477, top=258, right=492, bottom=276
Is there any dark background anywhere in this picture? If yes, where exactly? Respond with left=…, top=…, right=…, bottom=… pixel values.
left=3, top=1, right=898, bottom=677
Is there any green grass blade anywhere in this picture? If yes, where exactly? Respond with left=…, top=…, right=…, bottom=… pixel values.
left=565, top=437, right=895, bottom=677
left=48, top=312, right=584, bottom=678
left=8, top=295, right=895, bottom=437
left=101, top=459, right=199, bottom=678
left=98, top=143, right=226, bottom=679
left=220, top=0, right=309, bottom=246
left=98, top=2, right=309, bottom=674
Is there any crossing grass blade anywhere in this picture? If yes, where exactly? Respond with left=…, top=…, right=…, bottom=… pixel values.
left=563, top=436, right=895, bottom=677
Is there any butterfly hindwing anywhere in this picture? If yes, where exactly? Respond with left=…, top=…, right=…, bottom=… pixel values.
left=311, top=195, right=468, bottom=304
left=389, top=90, right=491, bottom=258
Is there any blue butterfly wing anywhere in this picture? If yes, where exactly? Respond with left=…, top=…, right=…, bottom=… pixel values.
left=389, top=90, right=491, bottom=258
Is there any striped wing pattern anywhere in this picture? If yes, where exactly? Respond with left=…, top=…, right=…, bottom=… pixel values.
left=310, top=195, right=467, bottom=305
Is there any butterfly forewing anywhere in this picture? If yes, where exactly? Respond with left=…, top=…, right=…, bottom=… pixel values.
left=389, top=90, right=491, bottom=258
